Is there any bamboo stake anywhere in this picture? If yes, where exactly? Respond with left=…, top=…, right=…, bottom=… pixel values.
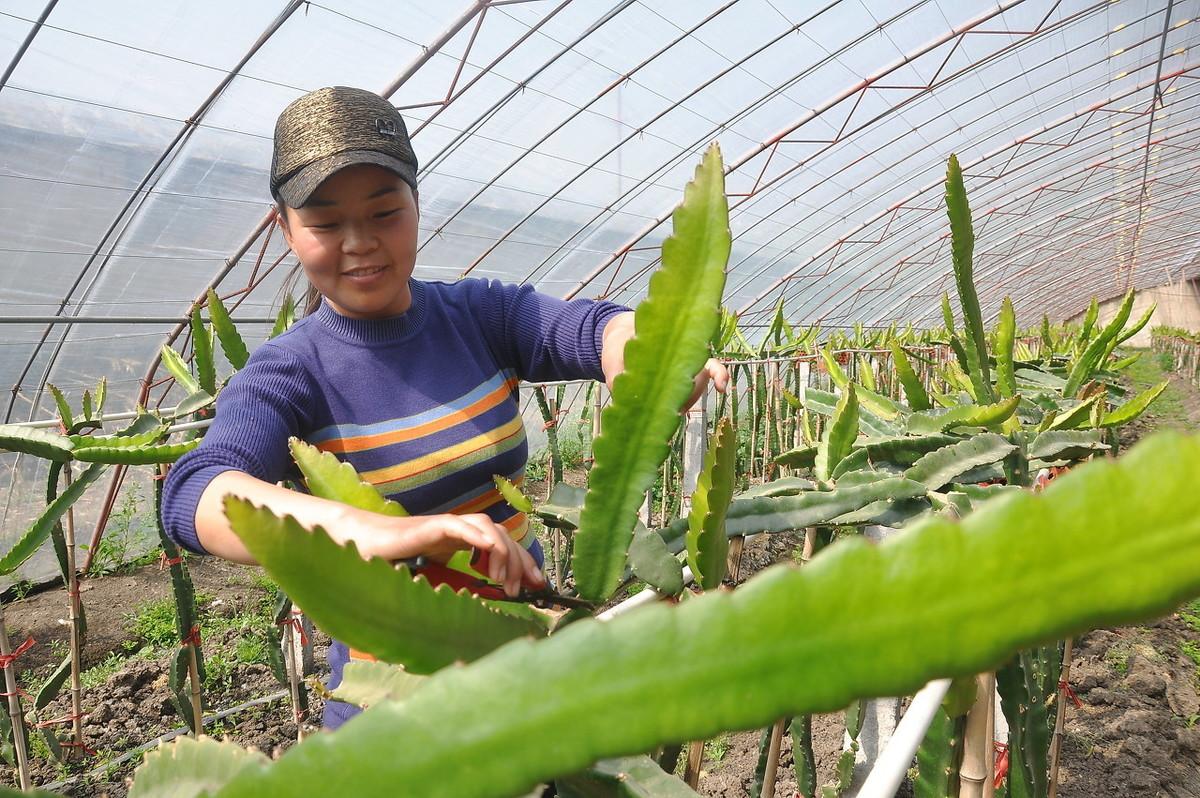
left=959, top=672, right=995, bottom=798
left=684, top=739, right=704, bottom=788
left=186, top=640, right=203, bottom=736
left=659, top=460, right=668, bottom=526
left=984, top=676, right=996, bottom=798
left=762, top=360, right=776, bottom=478
left=282, top=608, right=306, bottom=742
left=0, top=606, right=32, bottom=790
left=1047, top=638, right=1075, bottom=798
left=748, top=365, right=760, bottom=478
left=761, top=717, right=787, bottom=798
left=726, top=535, right=745, bottom=584
left=60, top=464, right=85, bottom=757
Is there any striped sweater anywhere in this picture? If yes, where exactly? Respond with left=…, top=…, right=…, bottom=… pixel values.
left=161, top=277, right=626, bottom=728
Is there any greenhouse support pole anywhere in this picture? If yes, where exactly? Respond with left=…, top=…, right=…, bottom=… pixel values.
left=844, top=525, right=903, bottom=795
left=0, top=0, right=60, bottom=90
left=680, top=394, right=708, bottom=787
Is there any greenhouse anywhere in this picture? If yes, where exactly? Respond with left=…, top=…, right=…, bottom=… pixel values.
left=0, top=0, right=1199, bottom=795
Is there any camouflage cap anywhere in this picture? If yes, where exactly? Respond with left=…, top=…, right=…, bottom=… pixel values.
left=270, top=86, right=418, bottom=207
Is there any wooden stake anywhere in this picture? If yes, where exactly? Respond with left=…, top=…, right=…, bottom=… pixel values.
left=60, top=464, right=86, bottom=757
left=1047, top=638, right=1075, bottom=798
left=282, top=609, right=306, bottom=741
left=748, top=366, right=760, bottom=478
left=984, top=676, right=996, bottom=798
left=684, top=739, right=704, bottom=788
left=762, top=360, right=776, bottom=478
left=0, top=606, right=32, bottom=790
left=186, top=642, right=203, bottom=736
left=726, top=535, right=745, bottom=584
left=761, top=718, right=787, bottom=798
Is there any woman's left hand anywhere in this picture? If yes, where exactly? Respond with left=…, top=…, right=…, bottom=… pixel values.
left=601, top=312, right=729, bottom=410
left=683, top=357, right=729, bottom=412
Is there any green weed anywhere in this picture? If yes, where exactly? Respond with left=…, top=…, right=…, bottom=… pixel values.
left=1179, top=599, right=1200, bottom=632
left=125, top=592, right=215, bottom=648
left=84, top=484, right=158, bottom=576
left=704, top=733, right=730, bottom=763
left=1180, top=641, right=1200, bottom=668
left=1122, top=349, right=1188, bottom=427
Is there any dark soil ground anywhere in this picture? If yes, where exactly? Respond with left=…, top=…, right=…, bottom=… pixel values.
left=0, top=347, right=1196, bottom=796
left=0, top=557, right=327, bottom=795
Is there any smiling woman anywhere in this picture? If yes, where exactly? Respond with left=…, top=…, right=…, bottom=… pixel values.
left=277, top=165, right=420, bottom=320
left=157, top=85, right=724, bottom=732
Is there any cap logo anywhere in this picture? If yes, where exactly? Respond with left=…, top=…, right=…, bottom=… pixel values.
left=375, top=118, right=397, bottom=137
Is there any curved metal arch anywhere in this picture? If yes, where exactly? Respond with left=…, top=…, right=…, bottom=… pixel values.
left=812, top=115, right=1200, bottom=325
left=604, top=1, right=1166, bottom=310
left=1, top=0, right=308, bottom=424
left=558, top=0, right=1109, bottom=302
left=514, top=0, right=960, bottom=292
left=818, top=79, right=1200, bottom=326
left=412, top=0, right=743, bottom=263
left=0, top=0, right=59, bottom=91
left=716, top=2, right=1174, bottom=304
left=735, top=57, right=1200, bottom=328
left=445, top=0, right=892, bottom=288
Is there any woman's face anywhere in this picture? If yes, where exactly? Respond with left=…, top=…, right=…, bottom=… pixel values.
left=279, top=164, right=419, bottom=319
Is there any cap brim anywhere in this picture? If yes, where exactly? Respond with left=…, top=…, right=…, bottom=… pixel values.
left=275, top=150, right=418, bottom=207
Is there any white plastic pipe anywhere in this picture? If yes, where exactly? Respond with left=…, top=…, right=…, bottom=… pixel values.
left=856, top=678, right=953, bottom=798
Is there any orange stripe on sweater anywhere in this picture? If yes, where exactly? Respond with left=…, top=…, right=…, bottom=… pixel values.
left=317, top=378, right=518, bottom=454
left=366, top=416, right=525, bottom=488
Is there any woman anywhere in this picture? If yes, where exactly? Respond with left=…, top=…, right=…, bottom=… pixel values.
left=161, top=86, right=726, bottom=728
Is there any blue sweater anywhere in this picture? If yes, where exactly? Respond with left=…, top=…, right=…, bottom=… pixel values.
left=162, top=278, right=626, bottom=728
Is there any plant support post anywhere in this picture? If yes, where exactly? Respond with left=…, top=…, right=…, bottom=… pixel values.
left=0, top=605, right=32, bottom=790
left=61, top=464, right=85, bottom=756
left=1047, top=637, right=1074, bottom=798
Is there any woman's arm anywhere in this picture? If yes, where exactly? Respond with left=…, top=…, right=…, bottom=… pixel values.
left=193, top=470, right=542, bottom=597
left=600, top=311, right=729, bottom=408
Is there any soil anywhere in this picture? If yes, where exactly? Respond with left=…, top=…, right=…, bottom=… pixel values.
left=0, top=352, right=1196, bottom=796
left=0, top=556, right=327, bottom=796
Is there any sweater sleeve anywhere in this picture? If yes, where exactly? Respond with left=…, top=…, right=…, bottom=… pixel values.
left=161, top=342, right=316, bottom=555
left=475, top=280, right=630, bottom=383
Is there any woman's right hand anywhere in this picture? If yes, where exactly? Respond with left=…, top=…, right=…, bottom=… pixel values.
left=351, top=510, right=544, bottom=598
left=196, top=472, right=544, bottom=597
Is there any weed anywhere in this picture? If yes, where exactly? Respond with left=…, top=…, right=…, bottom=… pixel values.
left=1104, top=642, right=1131, bottom=675
left=203, top=650, right=236, bottom=693
left=235, top=634, right=268, bottom=665
left=1065, top=729, right=1103, bottom=757
left=526, top=420, right=592, bottom=483
left=1179, top=598, right=1200, bottom=632
left=1123, top=349, right=1188, bottom=427
left=85, top=484, right=158, bottom=576
left=1181, top=641, right=1200, bottom=668
left=704, top=733, right=730, bottom=763
left=250, top=572, right=283, bottom=608
left=49, top=638, right=69, bottom=659
left=8, top=579, right=34, bottom=601
left=125, top=592, right=215, bottom=648
left=80, top=652, right=125, bottom=690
